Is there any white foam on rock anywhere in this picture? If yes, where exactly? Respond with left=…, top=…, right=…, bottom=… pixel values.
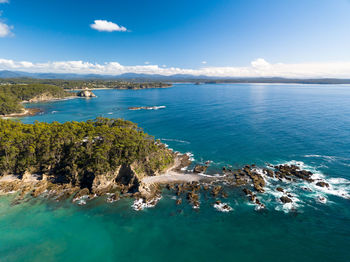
left=213, top=202, right=233, bottom=212
left=185, top=152, right=195, bottom=161
left=279, top=161, right=350, bottom=198
left=131, top=196, right=162, bottom=211
left=73, top=195, right=89, bottom=205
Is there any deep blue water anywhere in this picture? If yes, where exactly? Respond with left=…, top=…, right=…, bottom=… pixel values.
left=1, top=83, right=350, bottom=261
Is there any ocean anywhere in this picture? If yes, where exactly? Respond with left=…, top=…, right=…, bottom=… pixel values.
left=1, top=83, right=350, bottom=261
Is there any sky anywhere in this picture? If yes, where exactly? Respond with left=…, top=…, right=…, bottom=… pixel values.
left=0, top=0, right=350, bottom=77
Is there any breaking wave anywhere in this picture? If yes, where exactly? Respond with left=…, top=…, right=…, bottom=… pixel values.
left=255, top=160, right=350, bottom=213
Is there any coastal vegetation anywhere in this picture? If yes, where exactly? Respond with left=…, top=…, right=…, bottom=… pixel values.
left=0, top=84, right=72, bottom=115
left=0, top=118, right=174, bottom=189
left=0, top=78, right=172, bottom=90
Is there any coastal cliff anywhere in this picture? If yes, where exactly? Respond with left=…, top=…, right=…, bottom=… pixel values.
left=0, top=118, right=176, bottom=202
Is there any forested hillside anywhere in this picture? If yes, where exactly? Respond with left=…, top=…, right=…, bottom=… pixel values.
left=0, top=84, right=71, bottom=115
left=0, top=118, right=174, bottom=188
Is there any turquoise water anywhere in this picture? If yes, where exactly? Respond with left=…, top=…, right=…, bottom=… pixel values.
left=1, top=83, right=350, bottom=261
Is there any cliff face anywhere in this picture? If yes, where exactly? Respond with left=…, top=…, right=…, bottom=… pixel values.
left=28, top=92, right=69, bottom=102
left=0, top=157, right=177, bottom=202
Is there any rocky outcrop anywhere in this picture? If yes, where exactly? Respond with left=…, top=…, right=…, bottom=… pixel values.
left=316, top=181, right=329, bottom=188
left=28, top=93, right=61, bottom=102
left=280, top=196, right=293, bottom=203
left=193, top=165, right=208, bottom=173
left=77, top=90, right=96, bottom=98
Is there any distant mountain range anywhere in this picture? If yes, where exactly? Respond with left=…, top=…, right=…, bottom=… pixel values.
left=1, top=70, right=350, bottom=84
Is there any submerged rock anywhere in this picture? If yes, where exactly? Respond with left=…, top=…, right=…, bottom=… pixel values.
left=176, top=198, right=182, bottom=205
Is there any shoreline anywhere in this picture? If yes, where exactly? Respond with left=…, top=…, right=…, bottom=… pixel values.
left=0, top=108, right=42, bottom=118
left=1, top=95, right=79, bottom=118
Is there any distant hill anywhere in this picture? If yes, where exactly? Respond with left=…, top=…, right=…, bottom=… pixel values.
left=1, top=70, right=350, bottom=84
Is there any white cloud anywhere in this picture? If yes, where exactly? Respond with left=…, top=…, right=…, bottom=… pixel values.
left=0, top=22, right=13, bottom=37
left=202, top=61, right=207, bottom=64
left=0, top=0, right=9, bottom=3
left=1, top=58, right=350, bottom=78
left=90, top=20, right=127, bottom=32
left=144, top=61, right=150, bottom=65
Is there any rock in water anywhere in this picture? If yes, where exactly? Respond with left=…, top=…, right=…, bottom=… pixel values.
left=77, top=90, right=96, bottom=97
left=316, top=181, right=330, bottom=188
left=193, top=165, right=208, bottom=173
left=276, top=187, right=284, bottom=192
left=280, top=196, right=293, bottom=203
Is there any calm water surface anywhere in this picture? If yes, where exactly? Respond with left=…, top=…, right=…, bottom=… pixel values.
left=1, top=83, right=350, bottom=261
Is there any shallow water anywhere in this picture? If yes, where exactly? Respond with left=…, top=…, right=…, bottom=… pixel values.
left=1, top=83, right=350, bottom=261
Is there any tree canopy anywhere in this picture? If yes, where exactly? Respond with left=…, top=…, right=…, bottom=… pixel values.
left=0, top=118, right=174, bottom=187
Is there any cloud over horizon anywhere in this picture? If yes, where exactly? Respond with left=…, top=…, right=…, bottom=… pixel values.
left=1, top=58, right=350, bottom=78
left=90, top=20, right=127, bottom=32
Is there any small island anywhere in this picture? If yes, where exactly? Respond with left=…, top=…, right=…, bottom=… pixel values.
left=76, top=89, right=96, bottom=97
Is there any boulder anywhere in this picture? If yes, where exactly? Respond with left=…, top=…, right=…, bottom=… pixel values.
left=280, top=196, right=293, bottom=203
left=276, top=187, right=284, bottom=192
left=74, top=188, right=90, bottom=199
left=316, top=181, right=329, bottom=188
left=211, top=185, right=222, bottom=197
left=193, top=165, right=208, bottom=173
left=243, top=188, right=253, bottom=196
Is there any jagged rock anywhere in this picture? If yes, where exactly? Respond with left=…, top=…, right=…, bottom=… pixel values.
left=74, top=188, right=90, bottom=199
left=107, top=193, right=120, bottom=203
left=316, top=181, right=329, bottom=188
left=275, top=164, right=314, bottom=182
left=280, top=196, right=293, bottom=203
left=276, top=187, right=284, bottom=192
left=187, top=191, right=199, bottom=202
left=173, top=154, right=192, bottom=172
left=193, top=165, right=208, bottom=173
left=265, top=169, right=275, bottom=178
left=243, top=188, right=253, bottom=195
left=211, top=185, right=222, bottom=197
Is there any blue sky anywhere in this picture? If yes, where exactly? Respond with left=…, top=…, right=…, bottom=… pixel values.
left=1, top=0, right=350, bottom=77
